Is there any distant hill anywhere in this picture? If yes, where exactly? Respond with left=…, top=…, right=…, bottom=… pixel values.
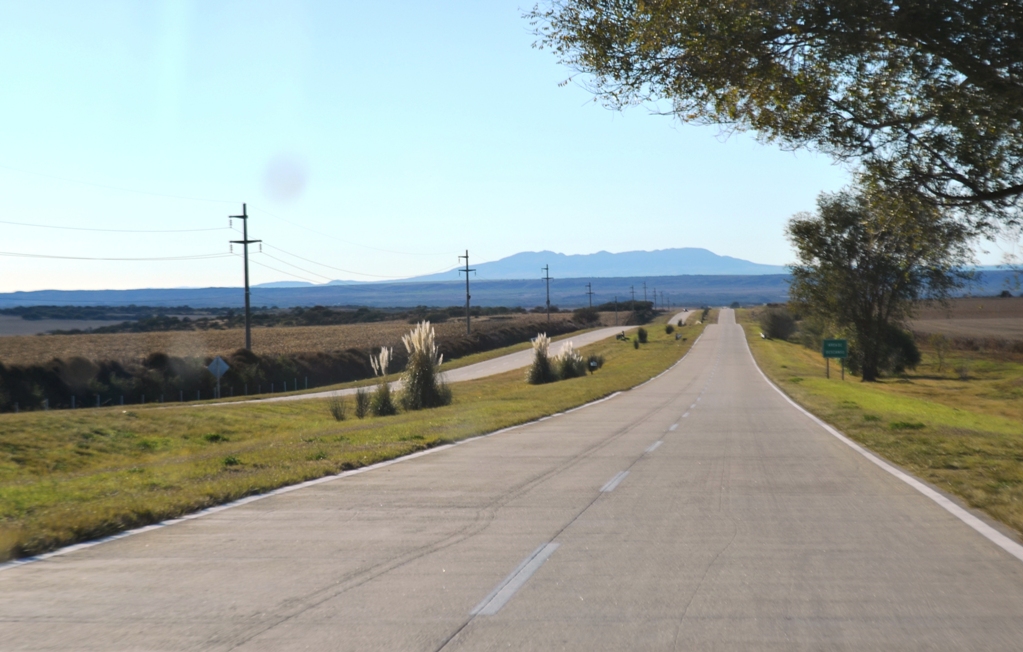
left=0, top=271, right=1014, bottom=310
left=408, top=248, right=787, bottom=282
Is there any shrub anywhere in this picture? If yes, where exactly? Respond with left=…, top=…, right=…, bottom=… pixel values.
left=633, top=338, right=639, bottom=349
left=759, top=307, right=797, bottom=340
left=637, top=327, right=648, bottom=343
left=527, top=333, right=557, bottom=384
left=399, top=321, right=450, bottom=410
left=370, top=382, right=397, bottom=416
left=664, top=324, right=675, bottom=335
left=354, top=388, right=370, bottom=418
left=552, top=341, right=587, bottom=380
left=885, top=328, right=921, bottom=374
left=929, top=333, right=951, bottom=372
left=572, top=307, right=600, bottom=324
left=327, top=393, right=347, bottom=421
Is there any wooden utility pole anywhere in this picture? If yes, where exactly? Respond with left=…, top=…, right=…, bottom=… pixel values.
left=585, top=282, right=594, bottom=308
left=458, top=250, right=475, bottom=335
left=542, top=265, right=552, bottom=324
left=230, top=203, right=260, bottom=351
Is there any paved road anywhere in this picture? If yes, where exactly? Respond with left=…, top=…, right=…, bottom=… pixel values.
left=224, top=313, right=690, bottom=405
left=4, top=310, right=1023, bottom=650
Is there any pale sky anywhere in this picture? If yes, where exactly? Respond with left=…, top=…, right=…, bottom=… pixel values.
left=2, top=0, right=963, bottom=293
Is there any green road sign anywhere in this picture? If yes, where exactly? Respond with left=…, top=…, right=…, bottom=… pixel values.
left=822, top=339, right=848, bottom=359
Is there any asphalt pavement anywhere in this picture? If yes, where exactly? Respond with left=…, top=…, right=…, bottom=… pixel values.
left=3, top=309, right=1023, bottom=650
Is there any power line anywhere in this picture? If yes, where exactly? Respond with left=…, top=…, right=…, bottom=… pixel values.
left=0, top=219, right=230, bottom=234
left=258, top=251, right=334, bottom=282
left=251, top=206, right=459, bottom=258
left=258, top=240, right=453, bottom=279
left=0, top=251, right=233, bottom=261
left=246, top=257, right=321, bottom=285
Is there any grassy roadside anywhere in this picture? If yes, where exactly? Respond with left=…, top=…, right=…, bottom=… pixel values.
left=738, top=310, right=1023, bottom=538
left=0, top=316, right=706, bottom=562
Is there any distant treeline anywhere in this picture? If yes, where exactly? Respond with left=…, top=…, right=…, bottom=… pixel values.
left=0, top=320, right=582, bottom=413
left=27, top=304, right=533, bottom=335
left=0, top=305, right=214, bottom=321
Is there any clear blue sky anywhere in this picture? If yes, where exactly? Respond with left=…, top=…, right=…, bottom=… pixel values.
left=0, top=0, right=929, bottom=292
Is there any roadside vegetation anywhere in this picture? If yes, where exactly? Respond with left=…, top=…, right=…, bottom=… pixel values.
left=739, top=308, right=1023, bottom=539
left=0, top=311, right=707, bottom=562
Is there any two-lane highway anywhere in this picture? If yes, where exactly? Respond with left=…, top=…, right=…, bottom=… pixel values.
left=3, top=310, right=1023, bottom=650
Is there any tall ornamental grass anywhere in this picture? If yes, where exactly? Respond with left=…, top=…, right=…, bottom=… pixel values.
left=400, top=321, right=450, bottom=410
left=552, top=341, right=587, bottom=379
left=370, top=346, right=396, bottom=416
left=527, top=333, right=557, bottom=384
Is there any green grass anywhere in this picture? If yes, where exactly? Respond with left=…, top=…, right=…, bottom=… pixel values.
left=0, top=319, right=707, bottom=562
left=738, top=310, right=1023, bottom=538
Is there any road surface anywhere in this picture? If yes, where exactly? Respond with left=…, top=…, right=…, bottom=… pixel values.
left=3, top=309, right=1023, bottom=650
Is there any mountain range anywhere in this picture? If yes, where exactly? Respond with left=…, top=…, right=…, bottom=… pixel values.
left=253, top=248, right=787, bottom=288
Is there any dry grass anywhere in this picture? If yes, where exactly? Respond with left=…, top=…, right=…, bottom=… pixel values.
left=0, top=313, right=588, bottom=366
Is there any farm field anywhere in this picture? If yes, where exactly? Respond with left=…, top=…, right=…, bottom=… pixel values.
left=0, top=312, right=610, bottom=366
left=909, top=317, right=1023, bottom=340
left=739, top=309, right=1023, bottom=540
left=0, top=313, right=705, bottom=561
left=910, top=296, right=1023, bottom=340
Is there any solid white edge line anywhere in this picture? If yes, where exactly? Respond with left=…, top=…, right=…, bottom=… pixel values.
left=600, top=470, right=630, bottom=493
left=471, top=543, right=560, bottom=616
left=741, top=324, right=1023, bottom=564
left=1, top=322, right=709, bottom=574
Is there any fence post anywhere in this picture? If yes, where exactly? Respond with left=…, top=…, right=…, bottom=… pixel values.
left=244, top=384, right=248, bottom=395
left=71, top=396, right=75, bottom=409
left=96, top=394, right=100, bottom=408
left=14, top=402, right=18, bottom=413
left=197, top=390, right=200, bottom=401
left=180, top=390, right=183, bottom=402
left=120, top=396, right=124, bottom=406
left=43, top=399, right=49, bottom=410
left=305, top=376, right=308, bottom=389
left=141, top=395, right=145, bottom=404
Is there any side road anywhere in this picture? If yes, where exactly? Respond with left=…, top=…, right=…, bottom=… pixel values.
left=216, top=311, right=690, bottom=406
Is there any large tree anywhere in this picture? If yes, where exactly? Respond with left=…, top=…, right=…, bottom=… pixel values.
left=529, top=0, right=1023, bottom=224
left=787, top=184, right=972, bottom=381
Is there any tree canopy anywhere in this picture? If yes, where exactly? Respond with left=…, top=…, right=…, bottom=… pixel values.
left=787, top=183, right=972, bottom=380
left=529, top=0, right=1023, bottom=225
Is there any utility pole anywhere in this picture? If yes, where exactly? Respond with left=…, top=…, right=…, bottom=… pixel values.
left=229, top=203, right=260, bottom=351
left=585, top=282, right=594, bottom=308
left=614, top=295, right=618, bottom=326
left=652, top=287, right=656, bottom=309
left=458, top=250, right=475, bottom=335
left=542, top=265, right=552, bottom=324
left=630, top=285, right=636, bottom=306
left=643, top=281, right=647, bottom=303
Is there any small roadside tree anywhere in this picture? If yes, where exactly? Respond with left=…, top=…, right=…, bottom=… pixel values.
left=787, top=184, right=972, bottom=381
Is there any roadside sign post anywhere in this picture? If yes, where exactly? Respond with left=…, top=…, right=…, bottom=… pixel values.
left=822, top=339, right=848, bottom=380
left=207, top=356, right=230, bottom=399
